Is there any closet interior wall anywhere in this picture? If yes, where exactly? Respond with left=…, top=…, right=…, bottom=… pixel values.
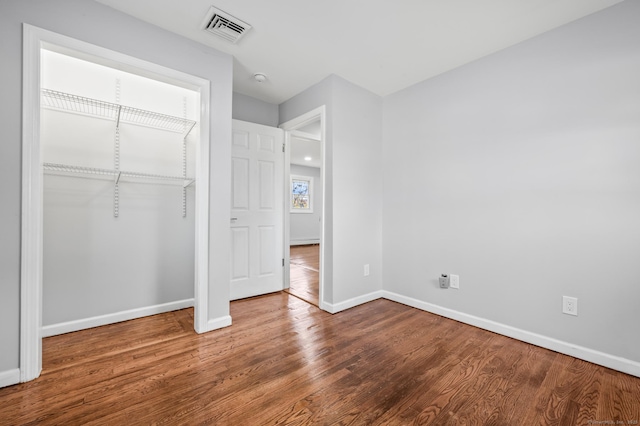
left=41, top=50, right=198, bottom=334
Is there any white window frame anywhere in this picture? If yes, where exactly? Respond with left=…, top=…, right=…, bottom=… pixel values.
left=290, top=174, right=313, bottom=213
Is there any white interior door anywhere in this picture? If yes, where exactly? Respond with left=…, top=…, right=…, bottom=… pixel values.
left=230, top=120, right=284, bottom=300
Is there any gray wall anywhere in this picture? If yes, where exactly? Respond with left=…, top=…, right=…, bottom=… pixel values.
left=290, top=164, right=322, bottom=244
left=280, top=75, right=384, bottom=307
left=233, top=92, right=279, bottom=127
left=0, top=0, right=232, bottom=375
left=280, top=77, right=335, bottom=304
left=382, top=1, right=640, bottom=362
left=43, top=176, right=195, bottom=326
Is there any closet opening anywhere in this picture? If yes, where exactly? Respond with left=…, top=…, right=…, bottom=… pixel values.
left=21, top=25, right=212, bottom=382
left=40, top=48, right=199, bottom=338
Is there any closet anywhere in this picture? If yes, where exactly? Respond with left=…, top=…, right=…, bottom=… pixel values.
left=41, top=49, right=199, bottom=336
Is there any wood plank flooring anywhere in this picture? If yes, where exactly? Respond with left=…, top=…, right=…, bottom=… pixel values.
left=1, top=293, right=639, bottom=425
left=286, top=244, right=319, bottom=306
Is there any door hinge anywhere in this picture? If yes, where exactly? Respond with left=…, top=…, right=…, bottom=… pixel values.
left=282, top=258, right=285, bottom=267
left=282, top=143, right=285, bottom=153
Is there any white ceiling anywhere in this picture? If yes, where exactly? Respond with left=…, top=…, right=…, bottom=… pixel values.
left=96, top=0, right=622, bottom=105
left=291, top=136, right=321, bottom=169
left=291, top=121, right=321, bottom=168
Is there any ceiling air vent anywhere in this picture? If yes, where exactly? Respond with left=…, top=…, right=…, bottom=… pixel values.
left=201, top=6, right=252, bottom=44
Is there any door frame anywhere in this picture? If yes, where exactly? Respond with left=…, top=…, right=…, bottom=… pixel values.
left=279, top=106, right=326, bottom=310
left=20, top=24, right=212, bottom=382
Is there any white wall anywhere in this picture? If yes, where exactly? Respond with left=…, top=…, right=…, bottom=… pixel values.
left=280, top=75, right=384, bottom=310
left=290, top=164, right=322, bottom=244
left=0, top=0, right=232, bottom=380
left=233, top=92, right=279, bottom=127
left=41, top=51, right=197, bottom=330
left=382, top=1, right=640, bottom=366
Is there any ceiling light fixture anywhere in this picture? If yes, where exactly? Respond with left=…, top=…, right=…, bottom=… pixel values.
left=254, top=73, right=267, bottom=83
left=304, top=156, right=312, bottom=161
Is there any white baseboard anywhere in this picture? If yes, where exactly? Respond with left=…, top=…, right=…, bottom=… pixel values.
left=42, top=299, right=194, bottom=337
left=322, top=290, right=383, bottom=314
left=34, top=288, right=640, bottom=378
left=204, top=315, right=232, bottom=333
left=0, top=368, right=20, bottom=389
left=382, top=291, right=640, bottom=378
left=290, top=239, right=320, bottom=246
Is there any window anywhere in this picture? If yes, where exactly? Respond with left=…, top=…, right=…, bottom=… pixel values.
left=291, top=175, right=313, bottom=213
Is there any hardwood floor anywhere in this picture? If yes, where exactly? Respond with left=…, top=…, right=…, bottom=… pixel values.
left=2, top=293, right=639, bottom=425
left=286, top=244, right=319, bottom=306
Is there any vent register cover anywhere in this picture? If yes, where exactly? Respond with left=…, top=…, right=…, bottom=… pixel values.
left=201, top=6, right=252, bottom=44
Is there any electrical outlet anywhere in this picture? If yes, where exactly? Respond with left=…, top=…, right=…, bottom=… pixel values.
left=562, top=296, right=578, bottom=316
left=364, top=264, right=370, bottom=277
left=450, top=274, right=459, bottom=289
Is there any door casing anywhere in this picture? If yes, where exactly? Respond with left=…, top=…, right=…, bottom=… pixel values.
left=280, top=106, right=327, bottom=311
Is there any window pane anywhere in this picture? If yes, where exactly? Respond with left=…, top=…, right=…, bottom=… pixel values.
left=292, top=195, right=309, bottom=209
left=292, top=180, right=309, bottom=195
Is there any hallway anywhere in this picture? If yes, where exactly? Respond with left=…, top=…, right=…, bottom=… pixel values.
left=286, top=244, right=319, bottom=306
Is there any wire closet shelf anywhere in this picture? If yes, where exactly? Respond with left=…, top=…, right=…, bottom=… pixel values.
left=41, top=89, right=196, bottom=136
left=41, top=88, right=197, bottom=216
left=42, top=163, right=195, bottom=187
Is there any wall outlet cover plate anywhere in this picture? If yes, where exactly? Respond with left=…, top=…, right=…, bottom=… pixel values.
left=450, top=274, right=459, bottom=289
left=562, top=296, right=578, bottom=316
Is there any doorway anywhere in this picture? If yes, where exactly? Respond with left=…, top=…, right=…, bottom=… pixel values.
left=21, top=25, right=211, bottom=382
left=286, top=130, right=322, bottom=306
left=280, top=107, right=326, bottom=309
left=288, top=244, right=320, bottom=306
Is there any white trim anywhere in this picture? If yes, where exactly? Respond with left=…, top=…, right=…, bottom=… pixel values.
left=289, top=130, right=321, bottom=142
left=280, top=106, right=327, bottom=131
left=21, top=24, right=211, bottom=382
left=21, top=23, right=44, bottom=384
left=0, top=369, right=21, bottom=389
left=280, top=106, right=327, bottom=310
left=193, top=72, right=211, bottom=335
left=322, top=291, right=383, bottom=314
left=290, top=239, right=320, bottom=246
left=316, top=288, right=640, bottom=377
left=41, top=299, right=194, bottom=337
left=283, top=131, right=292, bottom=290
left=381, top=291, right=640, bottom=378
left=206, top=315, right=232, bottom=331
